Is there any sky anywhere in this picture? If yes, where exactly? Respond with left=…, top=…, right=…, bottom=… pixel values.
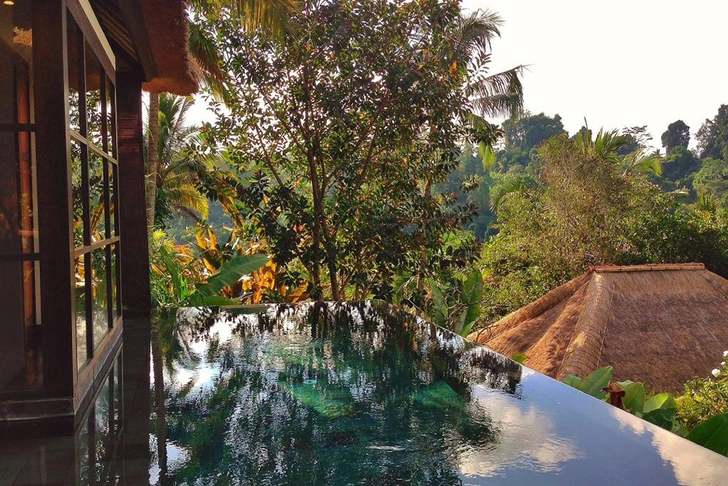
left=462, top=0, right=728, bottom=151
left=188, top=1, right=728, bottom=152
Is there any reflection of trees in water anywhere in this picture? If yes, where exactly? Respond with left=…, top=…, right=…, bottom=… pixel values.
left=156, top=302, right=521, bottom=485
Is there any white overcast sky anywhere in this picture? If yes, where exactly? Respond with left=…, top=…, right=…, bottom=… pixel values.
left=463, top=0, right=728, bottom=150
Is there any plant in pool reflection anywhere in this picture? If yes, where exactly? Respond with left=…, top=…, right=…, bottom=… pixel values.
left=152, top=303, right=516, bottom=484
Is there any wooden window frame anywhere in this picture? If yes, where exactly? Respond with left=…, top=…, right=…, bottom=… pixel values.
left=66, top=3, right=121, bottom=374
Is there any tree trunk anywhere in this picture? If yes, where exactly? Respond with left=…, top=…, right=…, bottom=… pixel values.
left=416, top=179, right=432, bottom=294
left=307, top=149, right=323, bottom=301
left=146, top=91, right=160, bottom=229
left=325, top=237, right=340, bottom=300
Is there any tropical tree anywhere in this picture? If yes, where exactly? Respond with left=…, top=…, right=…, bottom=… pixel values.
left=145, top=93, right=208, bottom=228
left=200, top=0, right=522, bottom=301
left=697, top=105, right=728, bottom=161
left=146, top=0, right=299, bottom=228
left=479, top=130, right=676, bottom=321
left=661, top=120, right=691, bottom=153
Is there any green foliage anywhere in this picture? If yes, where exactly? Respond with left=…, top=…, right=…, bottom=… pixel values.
left=562, top=367, right=613, bottom=400
left=562, top=363, right=728, bottom=456
left=425, top=268, right=483, bottom=337
left=619, top=380, right=646, bottom=415
left=662, top=146, right=700, bottom=186
left=437, top=144, right=496, bottom=239
left=511, top=352, right=527, bottom=364
left=677, top=354, right=728, bottom=430
left=661, top=120, right=690, bottom=153
left=502, top=112, right=566, bottom=154
left=193, top=253, right=269, bottom=298
left=642, top=393, right=678, bottom=430
left=495, top=112, right=565, bottom=173
left=686, top=414, right=728, bottom=456
left=149, top=228, right=268, bottom=307
left=692, top=157, right=728, bottom=205
left=200, top=0, right=521, bottom=300
left=697, top=105, right=728, bottom=160
left=478, top=127, right=728, bottom=322
left=563, top=370, right=683, bottom=435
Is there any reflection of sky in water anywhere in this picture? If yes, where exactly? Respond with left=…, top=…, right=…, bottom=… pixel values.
left=608, top=406, right=728, bottom=485
left=457, top=367, right=728, bottom=486
left=460, top=380, right=580, bottom=479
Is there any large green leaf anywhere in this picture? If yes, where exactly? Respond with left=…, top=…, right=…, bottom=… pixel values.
left=643, top=407, right=676, bottom=430
left=161, top=247, right=187, bottom=303
left=196, top=253, right=269, bottom=297
left=562, top=366, right=613, bottom=400
left=428, top=278, right=447, bottom=328
left=686, top=413, right=728, bottom=456
left=643, top=393, right=675, bottom=414
left=460, top=270, right=483, bottom=333
left=618, top=380, right=645, bottom=415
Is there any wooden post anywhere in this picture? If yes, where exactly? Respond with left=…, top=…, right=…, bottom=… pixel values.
left=34, top=0, right=75, bottom=396
left=116, top=73, right=151, bottom=316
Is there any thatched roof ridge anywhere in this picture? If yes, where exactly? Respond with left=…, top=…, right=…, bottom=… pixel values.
left=469, top=263, right=728, bottom=392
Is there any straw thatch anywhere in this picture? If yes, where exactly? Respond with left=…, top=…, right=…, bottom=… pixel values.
left=469, top=264, right=728, bottom=392
left=93, top=0, right=198, bottom=95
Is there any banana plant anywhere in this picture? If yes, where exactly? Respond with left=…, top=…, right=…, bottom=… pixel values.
left=157, top=246, right=268, bottom=307
left=428, top=269, right=483, bottom=337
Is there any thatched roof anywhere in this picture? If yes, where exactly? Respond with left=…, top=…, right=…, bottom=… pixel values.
left=92, top=0, right=198, bottom=95
left=469, top=264, right=728, bottom=392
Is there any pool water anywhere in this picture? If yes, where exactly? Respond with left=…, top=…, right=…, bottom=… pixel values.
left=2, top=301, right=728, bottom=485
left=158, top=302, right=519, bottom=485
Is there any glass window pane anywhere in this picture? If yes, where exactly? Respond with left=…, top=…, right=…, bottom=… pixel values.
left=108, top=162, right=116, bottom=237
left=91, top=247, right=108, bottom=350
left=0, top=261, right=39, bottom=391
left=103, top=159, right=110, bottom=240
left=105, top=76, right=115, bottom=156
left=0, top=1, right=33, bottom=125
left=110, top=243, right=120, bottom=319
left=89, top=153, right=105, bottom=243
left=66, top=12, right=82, bottom=133
left=75, top=256, right=88, bottom=370
left=71, top=140, right=85, bottom=249
left=111, top=163, right=118, bottom=236
left=0, top=131, right=34, bottom=254
left=85, top=41, right=103, bottom=147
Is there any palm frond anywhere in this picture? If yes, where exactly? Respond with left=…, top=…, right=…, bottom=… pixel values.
left=622, top=150, right=662, bottom=176
left=468, top=66, right=524, bottom=118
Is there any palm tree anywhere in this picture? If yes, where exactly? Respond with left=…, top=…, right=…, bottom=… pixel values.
left=414, top=7, right=524, bottom=293
left=150, top=94, right=212, bottom=227
left=452, top=9, right=524, bottom=119
left=146, top=0, right=299, bottom=227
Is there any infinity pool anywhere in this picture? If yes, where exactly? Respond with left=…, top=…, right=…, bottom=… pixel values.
left=1, top=301, right=727, bottom=485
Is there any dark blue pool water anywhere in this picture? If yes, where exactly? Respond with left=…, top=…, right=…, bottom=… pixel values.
left=2, top=301, right=728, bottom=485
